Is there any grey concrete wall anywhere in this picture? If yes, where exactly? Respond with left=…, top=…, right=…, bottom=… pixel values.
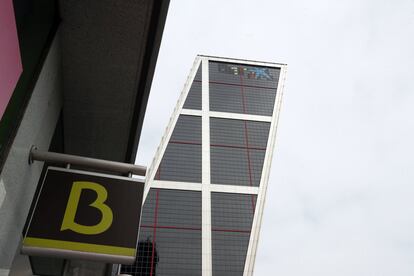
left=0, top=31, right=63, bottom=274
left=63, top=260, right=106, bottom=276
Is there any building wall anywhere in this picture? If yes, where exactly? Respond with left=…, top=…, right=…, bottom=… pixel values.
left=121, top=56, right=287, bottom=276
left=0, top=32, right=62, bottom=274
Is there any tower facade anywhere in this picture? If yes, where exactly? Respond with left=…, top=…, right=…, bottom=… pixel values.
left=121, top=56, right=287, bottom=276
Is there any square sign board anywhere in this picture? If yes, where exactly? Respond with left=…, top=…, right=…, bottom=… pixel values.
left=22, top=167, right=144, bottom=264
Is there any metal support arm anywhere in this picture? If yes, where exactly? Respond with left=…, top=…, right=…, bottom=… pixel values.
left=29, top=146, right=146, bottom=176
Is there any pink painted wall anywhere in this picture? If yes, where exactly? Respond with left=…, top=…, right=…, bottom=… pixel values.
left=0, top=0, right=22, bottom=120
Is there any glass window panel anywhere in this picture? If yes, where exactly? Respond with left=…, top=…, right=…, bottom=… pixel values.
left=246, top=121, right=270, bottom=148
left=210, top=118, right=270, bottom=149
left=211, top=146, right=250, bottom=186
left=244, top=86, right=277, bottom=116
left=211, top=146, right=266, bottom=187
left=211, top=193, right=257, bottom=276
left=156, top=189, right=202, bottom=228
left=209, top=61, right=280, bottom=88
left=212, top=232, right=251, bottom=276
left=210, top=146, right=266, bottom=187
left=209, top=61, right=245, bottom=86
left=210, top=118, right=246, bottom=148
left=209, top=82, right=244, bottom=114
left=183, top=66, right=202, bottom=110
left=170, top=115, right=201, bottom=143
left=210, top=118, right=269, bottom=187
left=239, top=66, right=279, bottom=88
left=249, top=149, right=266, bottom=187
left=122, top=189, right=202, bottom=276
left=156, top=115, right=201, bottom=183
left=121, top=228, right=154, bottom=276
left=154, top=228, right=202, bottom=276
left=157, top=143, right=201, bottom=182
left=140, top=189, right=156, bottom=226
left=194, top=64, right=202, bottom=81
left=209, top=61, right=280, bottom=116
left=211, top=193, right=256, bottom=230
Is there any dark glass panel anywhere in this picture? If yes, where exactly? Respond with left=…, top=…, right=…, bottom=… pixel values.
left=243, top=86, right=276, bottom=116
left=249, top=149, right=266, bottom=187
left=158, top=143, right=201, bottom=183
left=212, top=232, right=251, bottom=276
left=210, top=118, right=246, bottom=148
left=157, top=115, right=201, bottom=183
left=156, top=189, right=202, bottom=228
left=194, top=64, right=202, bottom=81
left=210, top=118, right=270, bottom=149
left=211, top=193, right=257, bottom=276
left=209, top=61, right=280, bottom=88
left=210, top=118, right=269, bottom=187
left=121, top=228, right=154, bottom=276
left=211, top=146, right=250, bottom=186
left=210, top=146, right=266, bottom=187
left=170, top=115, right=201, bottom=143
left=246, top=121, right=270, bottom=148
left=211, top=193, right=256, bottom=230
left=183, top=66, right=202, bottom=110
left=122, top=189, right=202, bottom=276
left=209, top=83, right=244, bottom=114
left=140, top=189, right=156, bottom=226
left=123, top=228, right=202, bottom=276
left=154, top=228, right=202, bottom=276
left=209, top=61, right=280, bottom=116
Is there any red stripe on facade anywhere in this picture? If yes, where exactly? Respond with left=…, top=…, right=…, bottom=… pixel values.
left=239, top=73, right=247, bottom=114
left=211, top=143, right=266, bottom=151
left=240, top=74, right=256, bottom=212
left=141, top=225, right=201, bottom=231
left=150, top=189, right=159, bottom=276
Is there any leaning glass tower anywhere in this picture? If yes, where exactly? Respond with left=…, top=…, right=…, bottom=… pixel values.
left=121, top=56, right=287, bottom=276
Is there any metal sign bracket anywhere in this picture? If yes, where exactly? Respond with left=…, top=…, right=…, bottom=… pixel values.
left=28, top=145, right=146, bottom=177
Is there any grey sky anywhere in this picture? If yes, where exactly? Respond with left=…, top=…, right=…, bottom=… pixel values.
left=136, top=0, right=414, bottom=275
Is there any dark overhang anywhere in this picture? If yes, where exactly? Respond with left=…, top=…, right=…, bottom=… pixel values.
left=60, top=0, right=169, bottom=164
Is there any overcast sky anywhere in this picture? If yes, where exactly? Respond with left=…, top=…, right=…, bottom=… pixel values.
left=135, top=0, right=414, bottom=275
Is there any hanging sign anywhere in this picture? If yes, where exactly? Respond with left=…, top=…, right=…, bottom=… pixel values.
left=22, top=167, right=144, bottom=264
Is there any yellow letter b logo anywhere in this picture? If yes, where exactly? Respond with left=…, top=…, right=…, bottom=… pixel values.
left=61, top=181, right=113, bottom=235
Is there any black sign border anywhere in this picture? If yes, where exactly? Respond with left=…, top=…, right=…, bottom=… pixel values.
left=22, top=167, right=144, bottom=264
